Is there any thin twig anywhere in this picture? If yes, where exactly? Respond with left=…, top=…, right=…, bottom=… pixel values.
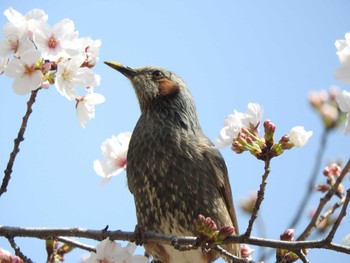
left=245, top=159, right=271, bottom=237
left=325, top=188, right=350, bottom=243
left=212, top=245, right=254, bottom=263
left=297, top=158, right=350, bottom=241
left=288, top=130, right=329, bottom=228
left=316, top=195, right=345, bottom=228
left=55, top=236, right=96, bottom=252
left=293, top=249, right=309, bottom=263
left=7, top=237, right=33, bottom=263
left=0, top=89, right=39, bottom=197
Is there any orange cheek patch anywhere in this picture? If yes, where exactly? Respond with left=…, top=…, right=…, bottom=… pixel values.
left=158, top=79, right=180, bottom=96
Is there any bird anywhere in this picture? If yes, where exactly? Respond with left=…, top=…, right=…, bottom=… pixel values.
left=105, top=61, right=240, bottom=262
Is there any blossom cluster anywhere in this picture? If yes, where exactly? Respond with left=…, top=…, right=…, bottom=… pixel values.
left=308, top=87, right=343, bottom=130
left=215, top=103, right=313, bottom=160
left=0, top=7, right=104, bottom=127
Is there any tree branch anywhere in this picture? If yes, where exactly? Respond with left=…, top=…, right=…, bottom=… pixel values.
left=325, top=188, right=350, bottom=243
left=0, top=89, right=39, bottom=197
left=1, top=226, right=350, bottom=258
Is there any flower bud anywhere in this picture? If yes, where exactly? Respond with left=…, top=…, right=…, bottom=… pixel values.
left=280, top=228, right=295, bottom=241
left=315, top=184, right=330, bottom=193
left=264, top=120, right=275, bottom=144
left=240, top=244, right=254, bottom=260
left=196, top=214, right=217, bottom=238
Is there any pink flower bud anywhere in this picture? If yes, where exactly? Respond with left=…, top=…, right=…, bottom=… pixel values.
left=280, top=228, right=295, bottom=241
left=240, top=244, right=254, bottom=260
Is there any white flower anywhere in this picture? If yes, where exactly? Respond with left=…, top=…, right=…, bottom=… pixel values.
left=32, top=18, right=78, bottom=60
left=216, top=110, right=245, bottom=149
left=0, top=23, right=33, bottom=57
left=215, top=103, right=262, bottom=149
left=55, top=55, right=100, bottom=100
left=335, top=32, right=350, bottom=84
left=76, top=93, right=105, bottom=128
left=86, top=239, right=148, bottom=263
left=287, top=126, right=313, bottom=147
left=336, top=89, right=350, bottom=134
left=94, top=132, right=132, bottom=185
left=4, top=48, right=43, bottom=95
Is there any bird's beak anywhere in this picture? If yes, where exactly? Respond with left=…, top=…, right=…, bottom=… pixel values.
left=104, top=61, right=137, bottom=79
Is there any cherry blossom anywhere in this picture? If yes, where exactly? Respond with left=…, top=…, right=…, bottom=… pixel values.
left=55, top=55, right=100, bottom=100
left=85, top=239, right=148, bottom=263
left=32, top=18, right=78, bottom=60
left=4, top=48, right=42, bottom=95
left=94, top=132, right=132, bottom=185
left=335, top=32, right=350, bottom=84
left=240, top=244, right=254, bottom=260
left=215, top=103, right=262, bottom=149
left=287, top=126, right=313, bottom=147
left=1, top=7, right=103, bottom=126
left=76, top=92, right=105, bottom=128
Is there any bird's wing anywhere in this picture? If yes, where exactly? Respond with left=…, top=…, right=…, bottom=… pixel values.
left=204, top=144, right=239, bottom=234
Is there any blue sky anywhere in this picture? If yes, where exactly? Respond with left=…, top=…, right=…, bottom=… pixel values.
left=0, top=0, right=349, bottom=262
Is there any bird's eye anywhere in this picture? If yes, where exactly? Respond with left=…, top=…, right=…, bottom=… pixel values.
left=152, top=70, right=164, bottom=79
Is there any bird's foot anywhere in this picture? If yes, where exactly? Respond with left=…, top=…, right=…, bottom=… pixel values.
left=133, top=224, right=146, bottom=246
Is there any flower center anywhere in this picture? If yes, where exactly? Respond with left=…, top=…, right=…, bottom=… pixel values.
left=48, top=35, right=58, bottom=49
left=117, top=157, right=127, bottom=168
left=63, top=70, right=73, bottom=81
left=24, top=65, right=36, bottom=75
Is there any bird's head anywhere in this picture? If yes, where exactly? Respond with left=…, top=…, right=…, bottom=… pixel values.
left=105, top=62, right=198, bottom=124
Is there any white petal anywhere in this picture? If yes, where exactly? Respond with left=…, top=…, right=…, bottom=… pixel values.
left=4, top=58, right=24, bottom=78
left=336, top=90, right=350, bottom=113
left=20, top=48, right=41, bottom=65
left=117, top=132, right=132, bottom=146
left=12, top=70, right=42, bottom=95
left=84, top=93, right=105, bottom=105
left=288, top=126, right=313, bottom=147
left=246, top=103, right=263, bottom=126
left=4, top=7, right=24, bottom=25
left=52, top=19, right=75, bottom=38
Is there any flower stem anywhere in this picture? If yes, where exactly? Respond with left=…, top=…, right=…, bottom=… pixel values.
left=244, top=158, right=271, bottom=237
